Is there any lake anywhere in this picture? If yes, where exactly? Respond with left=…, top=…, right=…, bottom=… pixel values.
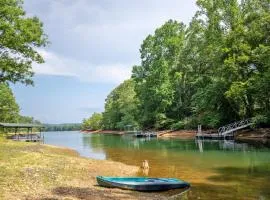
left=44, top=131, right=270, bottom=200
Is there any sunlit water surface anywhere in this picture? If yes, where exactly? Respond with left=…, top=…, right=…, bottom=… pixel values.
left=44, top=131, right=270, bottom=200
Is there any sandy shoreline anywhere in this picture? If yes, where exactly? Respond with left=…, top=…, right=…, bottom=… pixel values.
left=1, top=137, right=181, bottom=200
left=2, top=128, right=269, bottom=199
left=234, top=128, right=270, bottom=146
left=81, top=129, right=197, bottom=139
left=157, top=130, right=196, bottom=139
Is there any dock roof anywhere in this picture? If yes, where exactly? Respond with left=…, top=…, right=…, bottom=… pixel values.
left=0, top=123, right=44, bottom=128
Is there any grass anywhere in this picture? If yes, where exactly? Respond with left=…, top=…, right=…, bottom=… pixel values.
left=0, top=135, right=157, bottom=200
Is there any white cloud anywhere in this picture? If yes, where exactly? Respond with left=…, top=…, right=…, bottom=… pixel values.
left=21, top=0, right=198, bottom=123
left=33, top=49, right=132, bottom=84
left=24, top=0, right=198, bottom=64
left=25, top=0, right=198, bottom=84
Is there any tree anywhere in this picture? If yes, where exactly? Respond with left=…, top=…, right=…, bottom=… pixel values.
left=0, top=0, right=48, bottom=85
left=132, top=20, right=186, bottom=129
left=102, top=0, right=270, bottom=130
left=82, top=113, right=103, bottom=130
left=44, top=123, right=82, bottom=132
left=103, top=79, right=139, bottom=130
left=0, top=83, right=19, bottom=122
left=188, top=0, right=240, bottom=127
left=19, top=115, right=41, bottom=124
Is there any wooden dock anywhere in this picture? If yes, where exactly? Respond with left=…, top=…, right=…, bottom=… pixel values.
left=7, top=134, right=43, bottom=142
left=134, top=132, right=157, bottom=138
left=0, top=123, right=44, bottom=142
left=196, top=133, right=234, bottom=140
left=196, top=119, right=253, bottom=140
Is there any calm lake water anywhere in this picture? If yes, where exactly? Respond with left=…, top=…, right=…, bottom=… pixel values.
left=44, top=131, right=270, bottom=200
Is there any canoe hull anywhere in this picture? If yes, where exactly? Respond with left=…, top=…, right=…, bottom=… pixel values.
left=96, top=176, right=190, bottom=191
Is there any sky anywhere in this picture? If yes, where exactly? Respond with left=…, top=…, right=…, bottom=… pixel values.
left=11, top=0, right=198, bottom=124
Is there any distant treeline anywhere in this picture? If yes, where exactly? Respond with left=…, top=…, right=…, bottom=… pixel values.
left=44, top=124, right=82, bottom=132
left=83, top=0, right=270, bottom=131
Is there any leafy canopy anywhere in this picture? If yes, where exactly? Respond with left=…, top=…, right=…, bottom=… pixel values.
left=82, top=113, right=103, bottom=131
left=86, top=0, right=270, bottom=130
left=103, top=79, right=139, bottom=130
left=0, top=83, right=19, bottom=122
left=0, top=0, right=48, bottom=85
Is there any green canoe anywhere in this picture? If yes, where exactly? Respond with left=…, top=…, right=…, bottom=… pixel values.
left=96, top=176, right=190, bottom=191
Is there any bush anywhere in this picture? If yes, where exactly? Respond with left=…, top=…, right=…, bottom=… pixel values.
left=154, top=113, right=174, bottom=130
left=252, top=115, right=268, bottom=127
left=170, top=117, right=199, bottom=130
left=170, top=121, right=185, bottom=130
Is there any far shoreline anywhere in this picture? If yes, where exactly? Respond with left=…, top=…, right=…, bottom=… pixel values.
left=80, top=128, right=270, bottom=146
left=81, top=130, right=125, bottom=135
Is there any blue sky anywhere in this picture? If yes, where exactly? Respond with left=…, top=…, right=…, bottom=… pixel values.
left=11, top=0, right=197, bottom=123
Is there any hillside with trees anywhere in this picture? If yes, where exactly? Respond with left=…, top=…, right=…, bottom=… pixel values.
left=44, top=124, right=82, bottom=132
left=84, top=0, right=270, bottom=130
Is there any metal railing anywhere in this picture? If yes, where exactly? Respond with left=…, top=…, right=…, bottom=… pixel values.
left=218, top=118, right=253, bottom=136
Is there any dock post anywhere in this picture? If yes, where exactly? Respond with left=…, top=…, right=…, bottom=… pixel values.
left=197, top=125, right=202, bottom=135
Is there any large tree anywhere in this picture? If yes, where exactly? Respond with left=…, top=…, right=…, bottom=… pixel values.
left=103, top=0, right=270, bottom=130
left=187, top=0, right=270, bottom=127
left=132, top=20, right=186, bottom=129
left=0, top=0, right=48, bottom=85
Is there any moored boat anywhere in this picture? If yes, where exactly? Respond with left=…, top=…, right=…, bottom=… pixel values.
left=96, top=176, right=190, bottom=191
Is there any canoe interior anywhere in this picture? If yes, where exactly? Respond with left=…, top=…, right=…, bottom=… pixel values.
left=96, top=176, right=190, bottom=191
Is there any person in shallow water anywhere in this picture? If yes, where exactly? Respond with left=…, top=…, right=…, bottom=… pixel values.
left=142, top=160, right=149, bottom=169
left=141, top=160, right=149, bottom=176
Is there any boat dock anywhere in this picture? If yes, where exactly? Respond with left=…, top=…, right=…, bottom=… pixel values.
left=196, top=133, right=234, bottom=140
left=134, top=132, right=157, bottom=138
left=0, top=122, right=44, bottom=143
left=196, top=119, right=253, bottom=140
left=7, top=134, right=43, bottom=142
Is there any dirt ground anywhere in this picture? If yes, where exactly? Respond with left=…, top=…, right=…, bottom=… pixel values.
left=235, top=128, right=270, bottom=147
left=158, top=130, right=196, bottom=139
left=0, top=137, right=187, bottom=200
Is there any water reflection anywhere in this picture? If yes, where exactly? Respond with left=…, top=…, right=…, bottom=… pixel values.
left=195, top=139, right=250, bottom=152
left=82, top=134, right=270, bottom=199
left=83, top=134, right=268, bottom=153
left=141, top=168, right=149, bottom=176
left=44, top=132, right=270, bottom=200
left=44, top=131, right=106, bottom=159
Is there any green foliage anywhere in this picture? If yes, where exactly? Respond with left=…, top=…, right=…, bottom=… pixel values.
left=19, top=115, right=41, bottom=124
left=44, top=123, right=82, bottom=132
left=132, top=20, right=185, bottom=129
left=0, top=83, right=19, bottom=122
left=103, top=0, right=270, bottom=130
left=0, top=83, right=43, bottom=124
left=0, top=0, right=48, bottom=85
left=170, top=117, right=199, bottom=130
left=0, top=0, right=48, bottom=125
left=252, top=115, right=268, bottom=127
left=170, top=121, right=185, bottom=130
left=82, top=113, right=103, bottom=131
left=102, top=79, right=139, bottom=130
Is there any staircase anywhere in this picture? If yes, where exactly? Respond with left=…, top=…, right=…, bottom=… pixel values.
left=218, top=119, right=254, bottom=136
